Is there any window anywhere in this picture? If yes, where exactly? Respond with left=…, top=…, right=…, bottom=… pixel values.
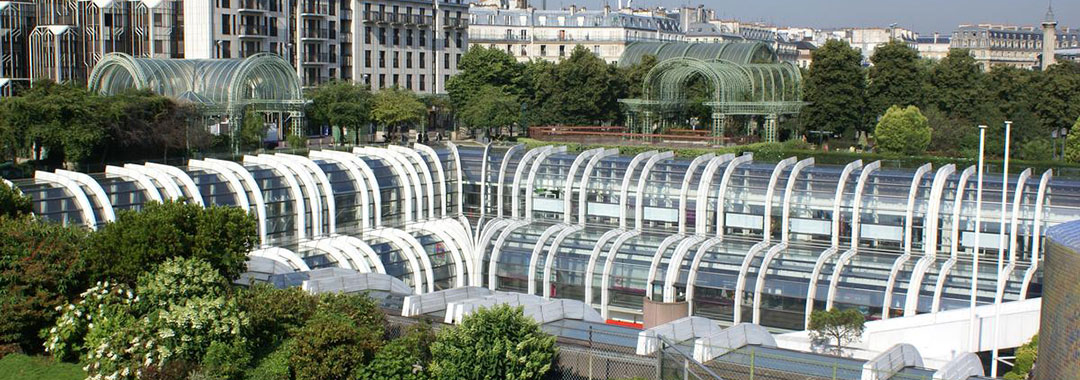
left=221, top=14, right=230, bottom=34
left=455, top=53, right=460, bottom=68
left=406, top=52, right=413, bottom=68
left=406, top=74, right=412, bottom=90
left=378, top=27, right=386, bottom=44
left=420, top=31, right=427, bottom=46
left=153, top=13, right=164, bottom=27
left=419, top=74, right=426, bottom=91
left=444, top=53, right=449, bottom=69
left=559, top=45, right=565, bottom=57
left=540, top=45, right=546, bottom=56
left=379, top=51, right=385, bottom=67
left=393, top=28, right=399, bottom=45
left=365, top=26, right=372, bottom=43
left=220, top=41, right=231, bottom=58
left=220, top=0, right=230, bottom=7
left=444, top=32, right=450, bottom=48
left=379, top=74, right=385, bottom=88
left=393, top=74, right=399, bottom=87
left=365, top=50, right=371, bottom=67
left=455, top=31, right=462, bottom=47
left=419, top=52, right=425, bottom=68
left=406, top=30, right=413, bottom=46
left=393, top=51, right=399, bottom=68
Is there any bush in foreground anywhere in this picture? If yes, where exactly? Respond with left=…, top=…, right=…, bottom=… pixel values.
left=874, top=105, right=932, bottom=156
left=430, top=305, right=556, bottom=380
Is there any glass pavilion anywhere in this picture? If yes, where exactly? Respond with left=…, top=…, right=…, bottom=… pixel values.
left=10, top=144, right=1080, bottom=331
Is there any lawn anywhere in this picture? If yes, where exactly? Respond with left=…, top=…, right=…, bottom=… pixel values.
left=0, top=354, right=84, bottom=380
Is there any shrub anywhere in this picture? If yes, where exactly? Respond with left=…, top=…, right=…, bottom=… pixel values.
left=0, top=181, right=31, bottom=218
left=1018, top=138, right=1053, bottom=162
left=317, top=292, right=387, bottom=335
left=1065, top=118, right=1080, bottom=163
left=136, top=256, right=227, bottom=312
left=874, top=105, right=932, bottom=155
left=0, top=217, right=89, bottom=353
left=430, top=305, right=556, bottom=380
left=1004, top=334, right=1037, bottom=380
left=360, top=323, right=436, bottom=380
left=290, top=311, right=382, bottom=380
left=201, top=340, right=252, bottom=380
left=83, top=200, right=257, bottom=285
left=243, top=340, right=293, bottom=380
left=236, top=283, right=318, bottom=354
left=44, top=282, right=136, bottom=362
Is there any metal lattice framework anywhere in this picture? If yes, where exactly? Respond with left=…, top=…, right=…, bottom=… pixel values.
left=618, top=42, right=806, bottom=142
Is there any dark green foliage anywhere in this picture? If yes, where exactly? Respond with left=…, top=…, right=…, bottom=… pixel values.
left=306, top=80, right=373, bottom=144
left=98, top=89, right=207, bottom=162
left=928, top=49, right=983, bottom=121
left=0, top=181, right=31, bottom=218
left=546, top=46, right=624, bottom=124
left=244, top=340, right=293, bottom=380
left=1004, top=334, right=1037, bottom=380
left=237, top=283, right=318, bottom=354
left=290, top=311, right=383, bottom=380
left=1066, top=118, right=1080, bottom=163
left=867, top=40, right=928, bottom=117
left=239, top=108, right=269, bottom=151
left=875, top=105, right=932, bottom=155
left=923, top=106, right=977, bottom=157
left=620, top=54, right=658, bottom=99
left=83, top=200, right=257, bottom=285
left=0, top=80, right=106, bottom=165
left=361, top=324, right=436, bottom=380
left=457, top=85, right=520, bottom=138
left=202, top=340, right=253, bottom=380
left=371, top=87, right=427, bottom=139
left=808, top=308, right=866, bottom=352
left=446, top=46, right=525, bottom=111
left=1032, top=62, right=1080, bottom=140
left=802, top=40, right=868, bottom=135
left=317, top=292, right=387, bottom=334
left=0, top=217, right=88, bottom=353
left=1018, top=138, right=1053, bottom=161
left=430, top=305, right=556, bottom=380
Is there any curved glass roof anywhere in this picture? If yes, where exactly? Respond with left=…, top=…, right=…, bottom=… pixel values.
left=619, top=41, right=778, bottom=67
left=87, top=52, right=304, bottom=112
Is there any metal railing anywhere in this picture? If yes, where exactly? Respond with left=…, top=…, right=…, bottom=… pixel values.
left=528, top=125, right=760, bottom=147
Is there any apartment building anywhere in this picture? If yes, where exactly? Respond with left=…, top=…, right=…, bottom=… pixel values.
left=467, top=5, right=682, bottom=64
left=951, top=23, right=1079, bottom=70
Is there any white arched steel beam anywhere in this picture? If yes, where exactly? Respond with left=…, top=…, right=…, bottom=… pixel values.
left=366, top=147, right=425, bottom=222
left=486, top=220, right=531, bottom=289
left=187, top=160, right=251, bottom=209
left=473, top=218, right=513, bottom=286
left=526, top=224, right=568, bottom=295
left=249, top=247, right=311, bottom=272
left=830, top=160, right=863, bottom=247
left=478, top=143, right=493, bottom=219
left=279, top=153, right=338, bottom=234
left=446, top=142, right=465, bottom=216
left=390, top=145, right=437, bottom=220
left=677, top=153, right=718, bottom=234
left=57, top=169, right=116, bottom=223
left=126, top=164, right=182, bottom=200
left=1007, top=168, right=1033, bottom=265
left=205, top=158, right=267, bottom=244
left=758, top=157, right=798, bottom=243
left=693, top=155, right=729, bottom=235
left=524, top=146, right=568, bottom=219
left=334, top=235, right=387, bottom=274
left=105, top=165, right=164, bottom=203
left=309, top=150, right=380, bottom=228
left=583, top=229, right=625, bottom=306
left=245, top=155, right=308, bottom=241
left=779, top=158, right=814, bottom=243
left=600, top=230, right=642, bottom=318
left=542, top=224, right=584, bottom=298
left=931, top=165, right=975, bottom=313
left=512, top=145, right=555, bottom=219
left=376, top=228, right=436, bottom=294
left=1020, top=169, right=1052, bottom=299
left=574, top=148, right=619, bottom=224
left=645, top=234, right=687, bottom=300
left=881, top=163, right=933, bottom=320
left=302, top=238, right=362, bottom=271
left=825, top=161, right=882, bottom=311
left=424, top=218, right=475, bottom=280
left=683, top=237, right=724, bottom=314
left=407, top=222, right=467, bottom=288
left=562, top=148, right=605, bottom=224
left=804, top=247, right=839, bottom=329
left=497, top=144, right=525, bottom=218
left=826, top=248, right=858, bottom=310
left=752, top=242, right=791, bottom=324
left=903, top=164, right=955, bottom=316
left=617, top=150, right=659, bottom=229
left=34, top=171, right=98, bottom=229
left=147, top=163, right=205, bottom=206
left=415, top=144, right=449, bottom=217
left=712, top=154, right=755, bottom=236
left=634, top=152, right=675, bottom=230
left=662, top=235, right=709, bottom=302
left=261, top=154, right=325, bottom=237
left=356, top=148, right=415, bottom=223
left=732, top=241, right=771, bottom=324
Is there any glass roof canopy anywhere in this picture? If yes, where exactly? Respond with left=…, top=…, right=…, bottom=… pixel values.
left=87, top=52, right=306, bottom=114
left=12, top=143, right=1080, bottom=331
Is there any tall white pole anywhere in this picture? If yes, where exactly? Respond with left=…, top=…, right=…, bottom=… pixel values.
left=990, top=120, right=1012, bottom=378
left=969, top=125, right=986, bottom=352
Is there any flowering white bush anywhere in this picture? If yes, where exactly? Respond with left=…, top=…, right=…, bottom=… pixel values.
left=44, top=282, right=136, bottom=362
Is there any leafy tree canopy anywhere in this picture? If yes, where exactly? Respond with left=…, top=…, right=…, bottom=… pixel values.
left=803, top=40, right=868, bottom=135
left=808, top=308, right=866, bottom=353
left=867, top=40, right=927, bottom=117
left=457, top=85, right=520, bottom=137
left=372, top=87, right=427, bottom=134
left=430, top=305, right=556, bottom=380
left=875, top=105, right=932, bottom=155
left=929, top=49, right=984, bottom=121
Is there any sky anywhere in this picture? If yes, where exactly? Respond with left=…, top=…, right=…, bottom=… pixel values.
left=558, top=0, right=1079, bottom=35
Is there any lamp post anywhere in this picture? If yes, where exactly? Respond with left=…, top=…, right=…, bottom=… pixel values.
left=990, top=120, right=1012, bottom=378
left=969, top=125, right=986, bottom=353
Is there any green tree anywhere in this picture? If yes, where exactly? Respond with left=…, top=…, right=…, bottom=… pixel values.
left=0, top=217, right=89, bottom=353
left=1032, top=62, right=1080, bottom=140
left=520, top=59, right=559, bottom=126
left=237, top=283, right=318, bottom=356
left=361, top=324, right=436, bottom=380
left=306, top=80, right=373, bottom=144
left=802, top=40, right=868, bottom=135
left=83, top=200, right=258, bottom=285
left=1065, top=118, right=1080, bottom=163
left=546, top=46, right=623, bottom=124
left=239, top=107, right=269, bottom=151
left=1004, top=334, right=1037, bottom=380
left=620, top=54, right=659, bottom=99
left=867, top=40, right=927, bottom=118
left=0, top=180, right=31, bottom=218
left=446, top=46, right=525, bottom=111
left=874, top=105, right=932, bottom=155
left=808, top=308, right=866, bottom=353
left=371, top=87, right=427, bottom=142
left=928, top=49, right=984, bottom=121
left=430, top=305, right=556, bottom=380
left=290, top=311, right=382, bottom=380
left=457, top=85, right=520, bottom=138
left=0, top=80, right=106, bottom=165
left=97, top=89, right=204, bottom=162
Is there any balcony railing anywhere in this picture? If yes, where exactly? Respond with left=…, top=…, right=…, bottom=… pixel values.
left=300, top=3, right=331, bottom=16
left=303, top=52, right=330, bottom=63
left=442, top=17, right=467, bottom=28
left=362, top=11, right=383, bottom=22
left=239, top=25, right=269, bottom=37
left=468, top=32, right=528, bottom=41
left=237, top=0, right=268, bottom=12
left=302, top=28, right=331, bottom=39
